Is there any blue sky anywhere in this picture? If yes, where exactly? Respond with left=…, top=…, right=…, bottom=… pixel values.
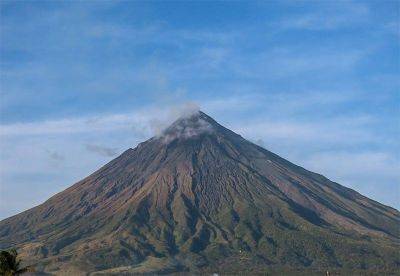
left=0, top=1, right=399, bottom=219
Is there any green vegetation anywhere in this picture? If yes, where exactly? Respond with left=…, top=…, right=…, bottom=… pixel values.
left=0, top=248, right=32, bottom=275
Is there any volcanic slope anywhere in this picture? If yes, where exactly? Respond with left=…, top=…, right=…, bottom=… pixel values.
left=0, top=111, right=399, bottom=275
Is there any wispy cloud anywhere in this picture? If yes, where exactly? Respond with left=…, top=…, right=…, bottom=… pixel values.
left=302, top=151, right=400, bottom=207
left=278, top=1, right=370, bottom=30
left=0, top=0, right=398, bottom=219
left=304, top=151, right=400, bottom=181
left=85, top=144, right=118, bottom=157
left=0, top=111, right=153, bottom=136
left=46, top=150, right=65, bottom=162
left=233, top=115, right=378, bottom=150
left=0, top=97, right=398, bottom=219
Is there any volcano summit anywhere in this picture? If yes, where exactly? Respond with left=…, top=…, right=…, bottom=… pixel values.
left=0, top=111, right=399, bottom=274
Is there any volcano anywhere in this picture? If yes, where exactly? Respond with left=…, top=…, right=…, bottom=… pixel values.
left=0, top=111, right=399, bottom=275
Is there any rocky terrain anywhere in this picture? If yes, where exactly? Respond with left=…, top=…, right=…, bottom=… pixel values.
left=0, top=111, right=399, bottom=275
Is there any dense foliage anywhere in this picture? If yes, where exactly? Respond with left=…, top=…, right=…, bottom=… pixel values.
left=0, top=249, right=31, bottom=276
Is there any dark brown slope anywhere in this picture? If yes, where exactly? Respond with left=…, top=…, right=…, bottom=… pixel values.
left=0, top=111, right=399, bottom=275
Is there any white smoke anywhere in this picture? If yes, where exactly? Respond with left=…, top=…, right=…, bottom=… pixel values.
left=149, top=102, right=200, bottom=136
left=170, top=102, right=200, bottom=120
left=161, top=116, right=213, bottom=144
left=146, top=102, right=215, bottom=144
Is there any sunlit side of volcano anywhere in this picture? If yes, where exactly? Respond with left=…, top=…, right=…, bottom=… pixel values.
left=0, top=111, right=399, bottom=274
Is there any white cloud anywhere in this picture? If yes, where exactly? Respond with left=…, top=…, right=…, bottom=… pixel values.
left=0, top=98, right=399, bottom=219
left=303, top=151, right=400, bottom=181
left=0, top=1, right=398, bottom=221
left=0, top=110, right=153, bottom=137
left=278, top=1, right=370, bottom=31
left=302, top=151, right=400, bottom=207
left=233, top=115, right=377, bottom=147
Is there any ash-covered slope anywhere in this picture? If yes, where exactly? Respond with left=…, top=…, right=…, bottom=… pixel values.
left=0, top=111, right=399, bottom=274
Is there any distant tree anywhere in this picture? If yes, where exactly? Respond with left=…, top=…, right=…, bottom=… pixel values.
left=0, top=248, right=32, bottom=275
